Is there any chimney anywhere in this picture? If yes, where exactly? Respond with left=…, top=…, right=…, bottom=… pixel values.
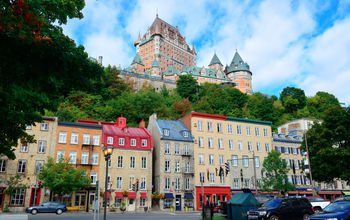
left=139, top=119, right=145, bottom=128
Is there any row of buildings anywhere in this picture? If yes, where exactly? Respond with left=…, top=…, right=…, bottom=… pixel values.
left=0, top=113, right=348, bottom=212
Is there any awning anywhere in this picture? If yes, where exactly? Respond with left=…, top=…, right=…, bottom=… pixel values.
left=164, top=193, right=174, bottom=199
left=115, top=192, right=123, bottom=198
left=140, top=192, right=147, bottom=199
left=342, top=191, right=350, bottom=196
left=184, top=193, right=194, bottom=199
left=128, top=192, right=136, bottom=199
left=104, top=192, right=111, bottom=198
left=318, top=191, right=342, bottom=195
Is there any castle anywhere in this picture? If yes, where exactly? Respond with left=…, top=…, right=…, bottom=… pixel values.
left=118, top=14, right=253, bottom=94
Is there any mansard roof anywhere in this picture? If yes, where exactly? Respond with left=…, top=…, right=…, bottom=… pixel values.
left=209, top=52, right=223, bottom=66
left=227, top=51, right=251, bottom=74
left=131, top=53, right=144, bottom=66
left=155, top=119, right=194, bottom=142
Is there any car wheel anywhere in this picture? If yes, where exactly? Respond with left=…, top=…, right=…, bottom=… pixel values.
left=303, top=213, right=310, bottom=220
left=56, top=208, right=63, bottom=215
left=314, top=207, right=322, bottom=213
left=31, top=209, right=38, bottom=215
left=269, top=215, right=279, bottom=220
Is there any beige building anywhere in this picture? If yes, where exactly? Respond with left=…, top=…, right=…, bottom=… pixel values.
left=147, top=113, right=195, bottom=211
left=277, top=118, right=322, bottom=136
left=0, top=117, right=57, bottom=212
left=181, top=112, right=272, bottom=210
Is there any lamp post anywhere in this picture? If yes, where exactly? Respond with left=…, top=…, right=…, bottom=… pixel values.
left=103, top=145, right=113, bottom=220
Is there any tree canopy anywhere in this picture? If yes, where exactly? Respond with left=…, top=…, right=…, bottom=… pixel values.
left=176, top=75, right=198, bottom=102
left=280, top=87, right=307, bottom=113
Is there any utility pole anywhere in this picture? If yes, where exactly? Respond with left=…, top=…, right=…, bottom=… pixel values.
left=201, top=176, right=204, bottom=220
left=252, top=151, right=258, bottom=195
left=304, top=131, right=316, bottom=196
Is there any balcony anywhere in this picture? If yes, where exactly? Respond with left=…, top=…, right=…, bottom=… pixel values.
left=182, top=169, right=195, bottom=175
left=181, top=150, right=193, bottom=157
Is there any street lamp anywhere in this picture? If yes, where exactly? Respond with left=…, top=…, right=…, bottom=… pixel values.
left=103, top=145, right=113, bottom=220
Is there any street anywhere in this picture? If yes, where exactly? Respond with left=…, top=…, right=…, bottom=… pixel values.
left=0, top=213, right=201, bottom=220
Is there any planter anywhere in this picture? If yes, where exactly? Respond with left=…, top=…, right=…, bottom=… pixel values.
left=67, top=206, right=80, bottom=211
left=170, top=206, right=174, bottom=212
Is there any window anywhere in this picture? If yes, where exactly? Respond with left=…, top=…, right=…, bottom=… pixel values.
left=71, top=133, right=78, bottom=144
left=256, top=142, right=261, bottom=152
left=209, top=155, right=214, bottom=165
left=231, top=155, right=238, bottom=166
left=93, top=135, right=100, bottom=146
left=237, top=125, right=242, bottom=135
left=141, top=157, right=147, bottom=169
left=207, top=122, right=212, bottom=131
left=130, top=157, right=135, bottom=169
left=228, top=124, right=233, bottom=134
left=183, top=131, right=189, bottom=137
left=174, top=144, right=180, bottom=155
left=198, top=137, right=203, bottom=147
left=247, top=141, right=252, bottom=151
left=263, top=128, right=268, bottom=137
left=90, top=172, right=97, bottom=184
left=217, top=123, right=222, bottom=132
left=246, top=126, right=251, bottom=136
left=140, top=199, right=146, bottom=207
left=175, top=178, right=181, bottom=190
left=142, top=139, right=147, bottom=147
left=219, top=155, right=224, bottom=165
left=91, top=152, right=99, bottom=165
left=294, top=159, right=300, bottom=169
left=164, top=143, right=170, bottom=154
left=199, top=154, right=204, bottom=164
left=107, top=137, right=113, bottom=145
left=59, top=132, right=67, bottom=143
left=185, top=161, right=190, bottom=173
left=218, top=139, right=223, bottom=149
left=17, top=160, right=26, bottom=173
left=81, top=152, right=89, bottom=164
left=220, top=173, right=225, bottom=184
left=115, top=198, right=122, bottom=208
left=238, top=141, right=243, bottom=150
left=38, top=141, right=46, bottom=153
left=165, top=177, right=170, bottom=190
left=140, top=177, right=146, bottom=190
left=0, top=159, right=6, bottom=172
left=129, top=176, right=135, bottom=190
left=116, top=176, right=122, bottom=189
left=243, top=156, right=249, bottom=167
left=184, top=145, right=189, bottom=155
left=174, top=161, right=180, bottom=173
left=117, top=138, right=124, bottom=146
left=185, top=178, right=190, bottom=190
left=10, top=189, right=25, bottom=206
left=265, top=143, right=270, bottom=152
left=57, top=151, right=65, bottom=163
left=26, top=125, right=32, bottom=130
left=20, top=145, right=28, bottom=153
left=200, top=172, right=205, bottom=183
left=35, top=160, right=44, bottom=174
left=163, top=129, right=170, bottom=136
left=255, top=127, right=260, bottom=136
left=233, top=179, right=240, bottom=189
left=255, top=156, right=260, bottom=167
left=198, top=121, right=203, bottom=131
left=83, top=134, right=90, bottom=145
left=69, top=151, right=77, bottom=164
left=208, top=138, right=213, bottom=148
left=41, top=123, right=48, bottom=131
left=165, top=160, right=170, bottom=172
left=130, top=139, right=136, bottom=146
left=244, top=179, right=250, bottom=188
left=229, top=140, right=234, bottom=150
left=210, top=173, right=215, bottom=184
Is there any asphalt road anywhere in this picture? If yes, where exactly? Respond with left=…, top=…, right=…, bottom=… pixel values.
left=0, top=213, right=201, bottom=220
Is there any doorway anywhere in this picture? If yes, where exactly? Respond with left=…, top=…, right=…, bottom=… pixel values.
left=29, top=188, right=41, bottom=207
left=175, top=195, right=181, bottom=211
left=74, top=192, right=87, bottom=210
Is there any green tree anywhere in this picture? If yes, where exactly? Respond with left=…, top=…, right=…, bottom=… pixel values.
left=245, top=92, right=274, bottom=122
left=261, top=150, right=295, bottom=194
left=301, top=106, right=350, bottom=183
left=176, top=75, right=198, bottom=101
left=39, top=157, right=90, bottom=200
left=280, top=87, right=307, bottom=113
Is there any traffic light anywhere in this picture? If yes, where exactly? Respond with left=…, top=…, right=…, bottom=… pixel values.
left=38, top=181, right=42, bottom=188
left=240, top=169, right=243, bottom=183
left=136, top=179, right=139, bottom=192
left=225, top=162, right=229, bottom=176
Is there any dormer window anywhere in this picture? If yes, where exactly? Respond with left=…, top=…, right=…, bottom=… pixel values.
left=163, top=129, right=170, bottom=136
left=183, top=131, right=189, bottom=138
left=124, top=128, right=128, bottom=133
left=142, top=139, right=147, bottom=147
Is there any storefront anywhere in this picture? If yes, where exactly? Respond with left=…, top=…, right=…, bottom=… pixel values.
left=195, top=186, right=231, bottom=210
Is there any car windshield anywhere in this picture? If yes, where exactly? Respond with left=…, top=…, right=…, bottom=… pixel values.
left=262, top=199, right=281, bottom=208
left=323, top=202, right=350, bottom=213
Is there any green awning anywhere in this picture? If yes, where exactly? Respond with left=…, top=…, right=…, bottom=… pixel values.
left=342, top=191, right=350, bottom=196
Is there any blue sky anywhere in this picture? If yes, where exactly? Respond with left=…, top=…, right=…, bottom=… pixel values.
left=62, top=0, right=350, bottom=104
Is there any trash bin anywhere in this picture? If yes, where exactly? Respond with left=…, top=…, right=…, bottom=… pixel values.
left=227, top=193, right=258, bottom=220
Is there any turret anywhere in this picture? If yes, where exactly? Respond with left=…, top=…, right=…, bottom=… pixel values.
left=208, top=52, right=223, bottom=71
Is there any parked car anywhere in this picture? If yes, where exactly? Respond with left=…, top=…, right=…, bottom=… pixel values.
left=306, top=197, right=331, bottom=213
left=334, top=196, right=350, bottom=203
left=247, top=197, right=314, bottom=220
left=255, top=195, right=275, bottom=207
left=25, top=201, right=67, bottom=215
left=307, top=201, right=350, bottom=220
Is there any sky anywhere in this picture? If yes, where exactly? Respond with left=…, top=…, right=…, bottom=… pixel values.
left=62, top=0, right=350, bottom=105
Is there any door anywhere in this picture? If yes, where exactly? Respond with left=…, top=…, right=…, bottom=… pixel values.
left=74, top=192, right=87, bottom=210
left=175, top=195, right=181, bottom=211
left=29, top=188, right=41, bottom=207
left=127, top=199, right=135, bottom=211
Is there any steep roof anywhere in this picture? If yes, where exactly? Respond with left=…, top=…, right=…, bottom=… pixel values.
left=227, top=51, right=251, bottom=74
left=131, top=53, right=144, bottom=66
left=209, top=52, right=223, bottom=66
left=155, top=119, right=194, bottom=142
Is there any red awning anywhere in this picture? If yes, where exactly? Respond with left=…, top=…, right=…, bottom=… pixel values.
left=115, top=192, right=123, bottom=198
left=318, top=191, right=342, bottom=195
left=104, top=192, right=111, bottom=198
left=128, top=192, right=136, bottom=199
left=140, top=192, right=147, bottom=199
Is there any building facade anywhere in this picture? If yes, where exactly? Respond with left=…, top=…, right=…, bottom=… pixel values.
left=0, top=117, right=57, bottom=211
left=181, top=112, right=272, bottom=210
left=148, top=113, right=195, bottom=211
left=78, top=116, right=153, bottom=212
left=277, top=118, right=322, bottom=136
left=55, top=121, right=102, bottom=211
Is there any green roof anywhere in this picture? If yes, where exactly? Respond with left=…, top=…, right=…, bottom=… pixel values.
left=139, top=36, right=153, bottom=46
left=209, top=53, right=223, bottom=66
left=131, top=53, right=144, bottom=66
left=227, top=116, right=272, bottom=125
left=227, top=51, right=251, bottom=74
